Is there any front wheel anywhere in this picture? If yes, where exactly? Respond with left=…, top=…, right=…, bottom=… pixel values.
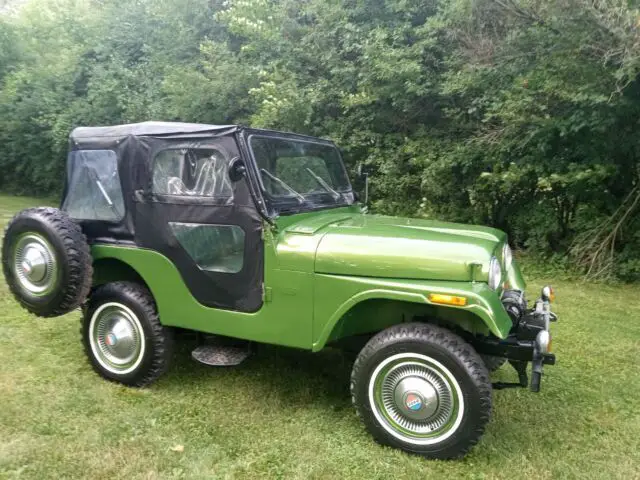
left=351, top=323, right=492, bottom=459
left=481, top=355, right=506, bottom=372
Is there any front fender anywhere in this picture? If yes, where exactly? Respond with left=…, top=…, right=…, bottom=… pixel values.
left=312, top=274, right=512, bottom=351
left=506, top=260, right=526, bottom=292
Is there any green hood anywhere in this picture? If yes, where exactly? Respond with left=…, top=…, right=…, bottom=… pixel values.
left=281, top=211, right=506, bottom=282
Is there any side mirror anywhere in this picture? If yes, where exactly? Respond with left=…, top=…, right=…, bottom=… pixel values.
left=229, top=157, right=247, bottom=182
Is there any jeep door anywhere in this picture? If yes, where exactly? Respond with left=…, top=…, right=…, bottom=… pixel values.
left=133, top=133, right=264, bottom=313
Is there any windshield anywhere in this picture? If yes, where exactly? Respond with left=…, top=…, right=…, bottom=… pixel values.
left=249, top=135, right=354, bottom=213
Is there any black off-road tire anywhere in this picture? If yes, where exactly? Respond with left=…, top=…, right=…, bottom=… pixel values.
left=481, top=355, right=506, bottom=372
left=82, top=282, right=174, bottom=387
left=351, top=323, right=492, bottom=459
left=2, top=207, right=92, bottom=317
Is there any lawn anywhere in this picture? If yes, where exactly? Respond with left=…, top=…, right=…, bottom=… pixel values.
left=0, top=195, right=639, bottom=479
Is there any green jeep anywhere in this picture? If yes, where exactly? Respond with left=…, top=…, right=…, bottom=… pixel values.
left=1, top=122, right=556, bottom=459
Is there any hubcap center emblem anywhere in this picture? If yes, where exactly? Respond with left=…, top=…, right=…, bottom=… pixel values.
left=22, top=260, right=32, bottom=275
left=404, top=392, right=423, bottom=411
left=106, top=333, right=118, bottom=346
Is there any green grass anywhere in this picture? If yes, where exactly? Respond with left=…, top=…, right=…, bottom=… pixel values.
left=1, top=194, right=639, bottom=479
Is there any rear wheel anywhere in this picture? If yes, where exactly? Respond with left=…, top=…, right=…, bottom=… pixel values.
left=82, top=282, right=174, bottom=387
left=351, top=323, right=492, bottom=459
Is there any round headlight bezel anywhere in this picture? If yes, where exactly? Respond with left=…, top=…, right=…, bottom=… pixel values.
left=503, top=243, right=512, bottom=268
left=489, top=256, right=502, bottom=290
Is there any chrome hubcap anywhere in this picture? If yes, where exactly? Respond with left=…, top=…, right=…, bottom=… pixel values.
left=394, top=376, right=440, bottom=420
left=89, top=303, right=145, bottom=375
left=369, top=353, right=464, bottom=445
left=13, top=234, right=57, bottom=295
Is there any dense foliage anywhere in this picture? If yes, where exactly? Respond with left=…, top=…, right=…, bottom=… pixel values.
left=0, top=0, right=639, bottom=279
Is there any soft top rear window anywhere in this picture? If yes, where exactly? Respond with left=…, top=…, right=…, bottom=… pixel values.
left=62, top=150, right=125, bottom=222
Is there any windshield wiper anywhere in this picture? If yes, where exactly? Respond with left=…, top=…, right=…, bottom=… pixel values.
left=260, top=169, right=305, bottom=203
left=305, top=168, right=341, bottom=201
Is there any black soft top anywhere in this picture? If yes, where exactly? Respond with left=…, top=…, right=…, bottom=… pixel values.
left=70, top=121, right=238, bottom=140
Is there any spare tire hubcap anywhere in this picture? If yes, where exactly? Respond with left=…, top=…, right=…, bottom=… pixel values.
left=13, top=234, right=57, bottom=295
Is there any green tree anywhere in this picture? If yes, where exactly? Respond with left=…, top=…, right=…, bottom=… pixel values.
left=0, top=0, right=639, bottom=279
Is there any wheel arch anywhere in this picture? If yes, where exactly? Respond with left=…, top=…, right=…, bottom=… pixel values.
left=314, top=286, right=509, bottom=352
left=92, top=257, right=151, bottom=293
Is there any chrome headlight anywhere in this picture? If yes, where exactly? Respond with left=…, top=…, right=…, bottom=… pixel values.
left=489, top=256, right=502, bottom=290
left=502, top=243, right=513, bottom=268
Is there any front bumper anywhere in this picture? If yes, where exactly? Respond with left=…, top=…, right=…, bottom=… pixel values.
left=473, top=287, right=557, bottom=392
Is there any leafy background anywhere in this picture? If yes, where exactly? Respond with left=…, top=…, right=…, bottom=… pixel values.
left=0, top=0, right=639, bottom=280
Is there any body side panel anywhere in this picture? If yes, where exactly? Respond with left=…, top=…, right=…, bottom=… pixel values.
left=91, top=236, right=315, bottom=349
left=92, top=244, right=512, bottom=350
left=92, top=206, right=515, bottom=351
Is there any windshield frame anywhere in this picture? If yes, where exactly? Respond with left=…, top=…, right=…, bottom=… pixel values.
left=245, top=131, right=355, bottom=216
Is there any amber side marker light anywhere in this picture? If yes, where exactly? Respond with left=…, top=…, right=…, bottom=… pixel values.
left=429, top=293, right=467, bottom=306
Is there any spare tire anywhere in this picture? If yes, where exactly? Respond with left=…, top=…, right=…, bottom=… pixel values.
left=2, top=207, right=93, bottom=317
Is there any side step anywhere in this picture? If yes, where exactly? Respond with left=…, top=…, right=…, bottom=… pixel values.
left=192, top=342, right=251, bottom=366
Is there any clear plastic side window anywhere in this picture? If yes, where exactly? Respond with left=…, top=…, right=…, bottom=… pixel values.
left=153, top=147, right=233, bottom=198
left=169, top=222, right=245, bottom=273
left=62, top=150, right=125, bottom=221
